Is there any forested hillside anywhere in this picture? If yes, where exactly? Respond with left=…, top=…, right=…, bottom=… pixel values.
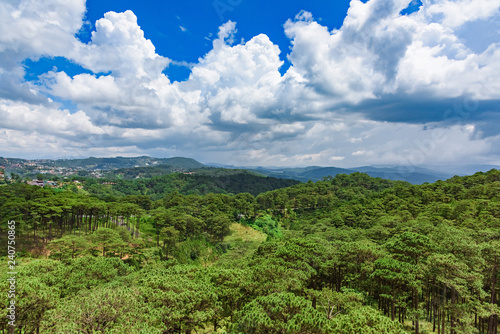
left=0, top=170, right=499, bottom=333
left=74, top=169, right=300, bottom=199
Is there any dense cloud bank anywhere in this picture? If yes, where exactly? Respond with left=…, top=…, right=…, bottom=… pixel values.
left=1, top=0, right=499, bottom=166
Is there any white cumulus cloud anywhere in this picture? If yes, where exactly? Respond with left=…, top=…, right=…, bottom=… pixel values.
left=1, top=0, right=500, bottom=167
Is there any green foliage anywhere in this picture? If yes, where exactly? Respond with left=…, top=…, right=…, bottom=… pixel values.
left=135, top=265, right=219, bottom=332
left=0, top=256, right=136, bottom=332
left=47, top=234, right=89, bottom=260
left=83, top=170, right=299, bottom=200
left=41, top=285, right=157, bottom=333
left=175, top=238, right=213, bottom=263
left=1, top=169, right=500, bottom=333
left=329, top=306, right=407, bottom=334
left=232, top=292, right=331, bottom=333
left=249, top=214, right=283, bottom=240
left=91, top=228, right=128, bottom=257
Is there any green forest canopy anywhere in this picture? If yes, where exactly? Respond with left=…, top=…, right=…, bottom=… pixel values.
left=0, top=170, right=499, bottom=333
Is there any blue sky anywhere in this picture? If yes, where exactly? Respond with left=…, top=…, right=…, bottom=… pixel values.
left=25, top=0, right=424, bottom=82
left=27, top=0, right=357, bottom=82
left=1, top=0, right=500, bottom=167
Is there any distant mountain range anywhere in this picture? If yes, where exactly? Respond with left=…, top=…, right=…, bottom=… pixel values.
left=208, top=163, right=500, bottom=184
left=54, top=156, right=204, bottom=170
left=244, top=165, right=454, bottom=184
left=1, top=156, right=498, bottom=184
left=422, top=164, right=500, bottom=176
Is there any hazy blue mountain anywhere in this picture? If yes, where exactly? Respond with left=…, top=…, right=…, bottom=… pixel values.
left=352, top=166, right=454, bottom=184
left=300, top=167, right=358, bottom=180
left=249, top=165, right=457, bottom=184
left=204, top=162, right=236, bottom=168
left=247, top=166, right=326, bottom=182
left=160, top=157, right=205, bottom=169
left=423, top=164, right=500, bottom=175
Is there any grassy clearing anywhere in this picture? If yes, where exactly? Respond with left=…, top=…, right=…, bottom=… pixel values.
left=225, top=222, right=267, bottom=243
left=217, top=223, right=267, bottom=264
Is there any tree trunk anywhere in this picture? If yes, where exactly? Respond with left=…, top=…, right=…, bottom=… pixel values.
left=391, top=293, right=396, bottom=321
left=442, top=285, right=447, bottom=334
left=414, top=288, right=420, bottom=334
left=437, top=307, right=440, bottom=334
left=489, top=264, right=497, bottom=334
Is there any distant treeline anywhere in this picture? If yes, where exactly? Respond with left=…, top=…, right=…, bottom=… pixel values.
left=75, top=170, right=300, bottom=199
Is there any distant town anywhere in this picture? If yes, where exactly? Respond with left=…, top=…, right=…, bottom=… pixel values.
left=0, top=158, right=106, bottom=185
left=0, top=156, right=204, bottom=188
